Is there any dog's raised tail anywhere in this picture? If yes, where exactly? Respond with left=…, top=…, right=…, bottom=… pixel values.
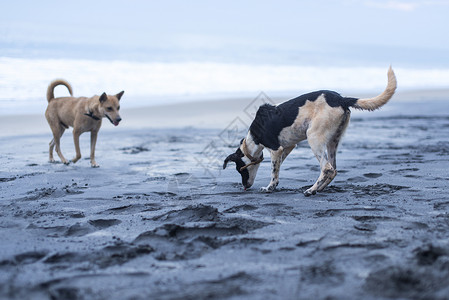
left=46, top=79, right=73, bottom=102
left=350, top=66, right=397, bottom=111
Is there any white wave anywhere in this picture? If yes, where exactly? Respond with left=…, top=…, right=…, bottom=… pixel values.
left=0, top=57, right=448, bottom=115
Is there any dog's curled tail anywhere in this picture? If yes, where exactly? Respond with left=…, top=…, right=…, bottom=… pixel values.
left=350, top=66, right=397, bottom=111
left=46, top=79, right=73, bottom=102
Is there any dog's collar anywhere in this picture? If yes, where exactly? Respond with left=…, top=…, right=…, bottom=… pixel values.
left=240, top=139, right=264, bottom=171
left=84, top=109, right=101, bottom=121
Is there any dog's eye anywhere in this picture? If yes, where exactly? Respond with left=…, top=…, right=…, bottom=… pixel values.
left=107, top=107, right=113, bottom=111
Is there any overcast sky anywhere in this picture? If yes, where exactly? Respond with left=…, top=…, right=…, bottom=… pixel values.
left=1, top=0, right=448, bottom=67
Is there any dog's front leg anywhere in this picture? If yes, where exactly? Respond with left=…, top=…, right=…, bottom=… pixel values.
left=90, top=130, right=99, bottom=168
left=281, top=146, right=295, bottom=164
left=49, top=138, right=56, bottom=163
left=260, top=147, right=283, bottom=193
left=71, top=129, right=82, bottom=163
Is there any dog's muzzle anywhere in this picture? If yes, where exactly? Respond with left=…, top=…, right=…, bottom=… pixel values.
left=113, top=117, right=122, bottom=126
left=106, top=115, right=121, bottom=126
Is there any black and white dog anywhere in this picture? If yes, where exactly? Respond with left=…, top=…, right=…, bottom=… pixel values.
left=223, top=67, right=397, bottom=196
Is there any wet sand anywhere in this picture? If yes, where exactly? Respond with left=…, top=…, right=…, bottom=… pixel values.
left=1, top=92, right=449, bottom=299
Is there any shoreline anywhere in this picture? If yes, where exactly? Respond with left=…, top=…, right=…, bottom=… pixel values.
left=0, top=88, right=448, bottom=138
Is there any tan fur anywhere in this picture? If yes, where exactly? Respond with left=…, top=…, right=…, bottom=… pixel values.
left=241, top=67, right=395, bottom=196
left=47, top=79, right=73, bottom=102
left=353, top=66, right=397, bottom=111
left=44, top=79, right=124, bottom=167
left=278, top=96, right=344, bottom=147
left=257, top=96, right=350, bottom=194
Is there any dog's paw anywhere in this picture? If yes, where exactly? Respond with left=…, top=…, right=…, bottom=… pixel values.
left=49, top=159, right=56, bottom=163
left=62, top=160, right=70, bottom=165
left=304, top=188, right=317, bottom=197
left=260, top=186, right=275, bottom=193
left=71, top=157, right=81, bottom=163
left=91, top=163, right=100, bottom=168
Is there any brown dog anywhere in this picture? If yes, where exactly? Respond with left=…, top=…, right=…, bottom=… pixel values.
left=45, top=79, right=124, bottom=167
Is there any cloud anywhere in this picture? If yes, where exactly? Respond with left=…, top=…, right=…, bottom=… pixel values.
left=364, top=0, right=449, bottom=12
left=365, top=1, right=418, bottom=12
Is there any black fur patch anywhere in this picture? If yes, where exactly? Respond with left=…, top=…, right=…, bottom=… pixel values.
left=234, top=148, right=249, bottom=187
left=249, top=90, right=357, bottom=150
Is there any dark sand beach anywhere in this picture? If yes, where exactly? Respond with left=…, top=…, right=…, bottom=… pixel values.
left=1, top=92, right=449, bottom=299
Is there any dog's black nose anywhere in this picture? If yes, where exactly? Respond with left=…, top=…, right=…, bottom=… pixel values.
left=112, top=117, right=122, bottom=126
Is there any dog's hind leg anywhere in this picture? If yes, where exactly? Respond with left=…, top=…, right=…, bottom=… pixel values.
left=313, top=111, right=351, bottom=192
left=327, top=111, right=350, bottom=170
left=304, top=134, right=336, bottom=196
left=261, top=147, right=284, bottom=192
left=52, top=127, right=69, bottom=165
left=304, top=108, right=349, bottom=196
left=315, top=143, right=339, bottom=193
left=313, top=139, right=340, bottom=192
left=90, top=130, right=99, bottom=168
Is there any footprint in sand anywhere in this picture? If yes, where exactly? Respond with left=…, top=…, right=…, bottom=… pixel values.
left=133, top=205, right=270, bottom=261
left=363, top=173, right=383, bottom=178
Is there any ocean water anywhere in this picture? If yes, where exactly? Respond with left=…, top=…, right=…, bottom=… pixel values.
left=1, top=56, right=449, bottom=115
left=2, top=0, right=449, bottom=116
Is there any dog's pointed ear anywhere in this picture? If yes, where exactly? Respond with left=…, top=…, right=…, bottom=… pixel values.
left=223, top=153, right=238, bottom=169
left=116, top=91, right=124, bottom=101
left=99, top=92, right=107, bottom=103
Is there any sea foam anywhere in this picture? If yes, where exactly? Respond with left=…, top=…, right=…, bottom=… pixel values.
left=1, top=57, right=448, bottom=115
